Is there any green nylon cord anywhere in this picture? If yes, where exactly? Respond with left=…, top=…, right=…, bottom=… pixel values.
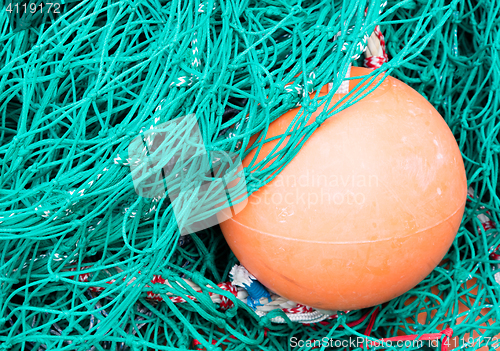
left=1, top=0, right=500, bottom=350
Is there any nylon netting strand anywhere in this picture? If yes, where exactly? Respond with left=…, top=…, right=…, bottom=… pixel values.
left=0, top=0, right=499, bottom=350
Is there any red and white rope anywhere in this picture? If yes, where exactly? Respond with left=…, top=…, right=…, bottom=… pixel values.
left=364, top=26, right=388, bottom=69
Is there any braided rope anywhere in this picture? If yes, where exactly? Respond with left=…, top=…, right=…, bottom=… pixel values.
left=74, top=264, right=335, bottom=323
left=364, top=26, right=389, bottom=69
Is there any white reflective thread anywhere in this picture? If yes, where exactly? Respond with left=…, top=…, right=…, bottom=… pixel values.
left=328, top=63, right=351, bottom=94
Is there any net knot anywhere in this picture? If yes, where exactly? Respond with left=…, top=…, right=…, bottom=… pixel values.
left=204, top=252, right=215, bottom=262
left=0, top=342, right=12, bottom=350
left=149, top=284, right=163, bottom=294
left=315, top=114, right=326, bottom=126
left=452, top=11, right=461, bottom=23
left=290, top=5, right=303, bottom=14
left=266, top=8, right=281, bottom=16
left=18, top=149, right=28, bottom=157
left=87, top=89, right=98, bottom=101
left=437, top=283, right=448, bottom=291
left=337, top=313, right=347, bottom=325
left=314, top=25, right=324, bottom=36
left=115, top=126, right=125, bottom=136
left=58, top=242, right=72, bottom=253
left=56, top=67, right=67, bottom=78
left=306, top=101, right=319, bottom=113
left=125, top=334, right=140, bottom=347
left=76, top=237, right=88, bottom=249
left=258, top=317, right=269, bottom=327
left=31, top=45, right=41, bottom=54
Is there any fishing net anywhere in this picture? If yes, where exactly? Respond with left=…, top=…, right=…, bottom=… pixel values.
left=1, top=0, right=500, bottom=349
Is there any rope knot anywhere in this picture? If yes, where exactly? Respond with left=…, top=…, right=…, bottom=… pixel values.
left=125, top=334, right=136, bottom=346
left=306, top=101, right=319, bottom=113
left=31, top=45, right=41, bottom=54
left=56, top=67, right=66, bottom=78
left=87, top=89, right=98, bottom=100
left=315, top=114, right=326, bottom=126
left=266, top=8, right=281, bottom=16
left=290, top=5, right=303, bottom=14
left=482, top=167, right=490, bottom=176
left=0, top=342, right=12, bottom=350
left=337, top=313, right=347, bottom=325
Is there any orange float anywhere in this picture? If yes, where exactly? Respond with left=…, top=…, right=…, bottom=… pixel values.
left=398, top=278, right=500, bottom=350
left=219, top=67, right=467, bottom=310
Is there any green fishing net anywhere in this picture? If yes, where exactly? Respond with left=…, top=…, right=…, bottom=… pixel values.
left=1, top=0, right=500, bottom=350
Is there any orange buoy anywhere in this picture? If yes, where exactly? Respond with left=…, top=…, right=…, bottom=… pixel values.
left=219, top=67, right=467, bottom=310
left=398, top=278, right=499, bottom=350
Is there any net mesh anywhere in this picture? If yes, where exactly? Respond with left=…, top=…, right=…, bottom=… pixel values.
left=1, top=0, right=499, bottom=350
